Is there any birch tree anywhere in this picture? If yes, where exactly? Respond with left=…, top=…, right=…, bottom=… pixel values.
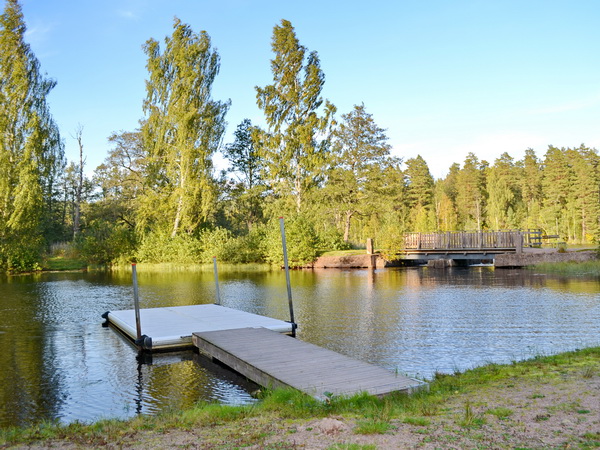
left=141, top=18, right=229, bottom=237
left=256, top=19, right=335, bottom=212
left=0, top=0, right=64, bottom=271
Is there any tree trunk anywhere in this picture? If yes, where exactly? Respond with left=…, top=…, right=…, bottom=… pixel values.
left=73, top=126, right=85, bottom=238
left=343, top=210, right=353, bottom=242
left=172, top=195, right=183, bottom=238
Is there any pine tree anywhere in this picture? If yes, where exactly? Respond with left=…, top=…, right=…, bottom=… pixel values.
left=566, top=145, right=600, bottom=242
left=0, top=0, right=64, bottom=271
left=405, top=155, right=435, bottom=231
left=541, top=146, right=573, bottom=239
left=519, top=148, right=543, bottom=230
left=323, top=104, right=394, bottom=242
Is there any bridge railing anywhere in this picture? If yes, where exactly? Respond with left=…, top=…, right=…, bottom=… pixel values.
left=403, top=230, right=542, bottom=251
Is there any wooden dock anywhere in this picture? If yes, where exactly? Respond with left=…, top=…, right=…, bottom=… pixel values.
left=192, top=327, right=425, bottom=399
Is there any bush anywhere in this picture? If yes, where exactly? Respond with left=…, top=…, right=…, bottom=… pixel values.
left=263, top=215, right=319, bottom=267
left=198, top=227, right=238, bottom=263
left=136, top=229, right=203, bottom=264
left=223, top=226, right=268, bottom=264
left=76, top=221, right=136, bottom=265
left=0, top=236, right=44, bottom=272
left=318, top=227, right=352, bottom=252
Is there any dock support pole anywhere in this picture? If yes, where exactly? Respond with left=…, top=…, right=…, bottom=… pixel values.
left=213, top=256, right=221, bottom=305
left=279, top=217, right=296, bottom=337
left=132, top=263, right=142, bottom=340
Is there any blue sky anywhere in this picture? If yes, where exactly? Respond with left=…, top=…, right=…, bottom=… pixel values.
left=14, top=0, right=600, bottom=178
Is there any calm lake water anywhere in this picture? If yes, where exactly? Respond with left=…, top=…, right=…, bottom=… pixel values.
left=1, top=266, right=600, bottom=428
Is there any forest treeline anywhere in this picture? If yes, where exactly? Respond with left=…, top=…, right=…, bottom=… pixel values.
left=1, top=1, right=599, bottom=272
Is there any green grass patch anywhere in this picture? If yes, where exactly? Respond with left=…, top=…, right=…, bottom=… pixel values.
left=401, top=416, right=430, bottom=426
left=486, top=407, right=514, bottom=420
left=42, top=256, right=88, bottom=271
left=353, top=418, right=393, bottom=434
left=111, top=262, right=273, bottom=273
left=530, top=260, right=600, bottom=276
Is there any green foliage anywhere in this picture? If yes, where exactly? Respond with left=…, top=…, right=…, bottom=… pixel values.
left=75, top=221, right=136, bottom=265
left=317, top=227, right=352, bottom=251
left=136, top=229, right=203, bottom=264
left=0, top=0, right=64, bottom=272
left=263, top=216, right=319, bottom=267
left=256, top=19, right=336, bottom=212
left=323, top=104, right=398, bottom=242
left=140, top=18, right=229, bottom=237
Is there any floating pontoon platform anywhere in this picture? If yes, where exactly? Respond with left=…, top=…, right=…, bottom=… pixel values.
left=103, top=304, right=293, bottom=351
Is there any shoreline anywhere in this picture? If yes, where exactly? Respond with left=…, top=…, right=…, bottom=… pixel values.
left=2, top=346, right=599, bottom=449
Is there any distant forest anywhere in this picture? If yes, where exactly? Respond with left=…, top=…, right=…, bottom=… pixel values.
left=1, top=1, right=598, bottom=272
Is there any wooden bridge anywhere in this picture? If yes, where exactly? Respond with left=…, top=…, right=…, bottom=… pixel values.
left=400, top=230, right=543, bottom=261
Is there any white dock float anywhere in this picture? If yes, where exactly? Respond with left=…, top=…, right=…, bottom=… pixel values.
left=104, top=304, right=293, bottom=351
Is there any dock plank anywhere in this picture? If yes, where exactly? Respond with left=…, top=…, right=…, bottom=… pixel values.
left=192, top=327, right=425, bottom=399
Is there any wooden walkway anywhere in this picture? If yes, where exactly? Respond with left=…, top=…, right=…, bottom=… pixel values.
left=403, top=230, right=543, bottom=252
left=192, top=327, right=425, bottom=399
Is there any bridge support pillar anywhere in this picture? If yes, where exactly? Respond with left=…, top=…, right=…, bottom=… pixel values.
left=427, top=259, right=456, bottom=269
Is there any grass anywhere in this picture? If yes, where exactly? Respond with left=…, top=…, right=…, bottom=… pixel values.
left=110, top=262, right=273, bottom=273
left=486, top=407, right=514, bottom=420
left=2, top=346, right=600, bottom=448
left=530, top=259, right=600, bottom=276
left=42, top=256, right=88, bottom=271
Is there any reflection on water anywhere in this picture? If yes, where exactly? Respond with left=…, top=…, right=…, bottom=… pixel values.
left=1, top=267, right=599, bottom=427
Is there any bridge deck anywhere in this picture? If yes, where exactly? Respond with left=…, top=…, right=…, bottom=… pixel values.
left=192, top=327, right=425, bottom=399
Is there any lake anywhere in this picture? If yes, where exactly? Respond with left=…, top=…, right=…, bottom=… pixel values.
left=1, top=266, right=599, bottom=428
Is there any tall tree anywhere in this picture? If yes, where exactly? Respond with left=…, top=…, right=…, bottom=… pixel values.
left=221, top=119, right=265, bottom=231
left=486, top=152, right=522, bottom=229
left=541, top=146, right=572, bottom=238
left=323, top=104, right=395, bottom=242
left=519, top=148, right=543, bottom=229
left=256, top=19, right=336, bottom=213
left=455, top=153, right=487, bottom=230
left=0, top=0, right=64, bottom=271
left=71, top=125, right=86, bottom=237
left=405, top=155, right=435, bottom=231
left=141, top=18, right=229, bottom=237
left=94, top=130, right=144, bottom=229
left=566, top=145, right=599, bottom=242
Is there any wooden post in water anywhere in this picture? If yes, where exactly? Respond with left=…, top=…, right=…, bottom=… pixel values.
left=279, top=217, right=296, bottom=337
left=213, top=256, right=221, bottom=305
left=132, top=263, right=142, bottom=340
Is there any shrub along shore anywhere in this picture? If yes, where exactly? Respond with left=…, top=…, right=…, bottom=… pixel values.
left=2, top=346, right=599, bottom=448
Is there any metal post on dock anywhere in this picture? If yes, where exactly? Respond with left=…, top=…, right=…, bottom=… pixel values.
left=131, top=264, right=152, bottom=351
left=213, top=256, right=221, bottom=305
left=132, top=263, right=142, bottom=340
left=279, top=217, right=297, bottom=337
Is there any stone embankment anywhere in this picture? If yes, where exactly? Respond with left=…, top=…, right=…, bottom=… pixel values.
left=495, top=249, right=597, bottom=267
